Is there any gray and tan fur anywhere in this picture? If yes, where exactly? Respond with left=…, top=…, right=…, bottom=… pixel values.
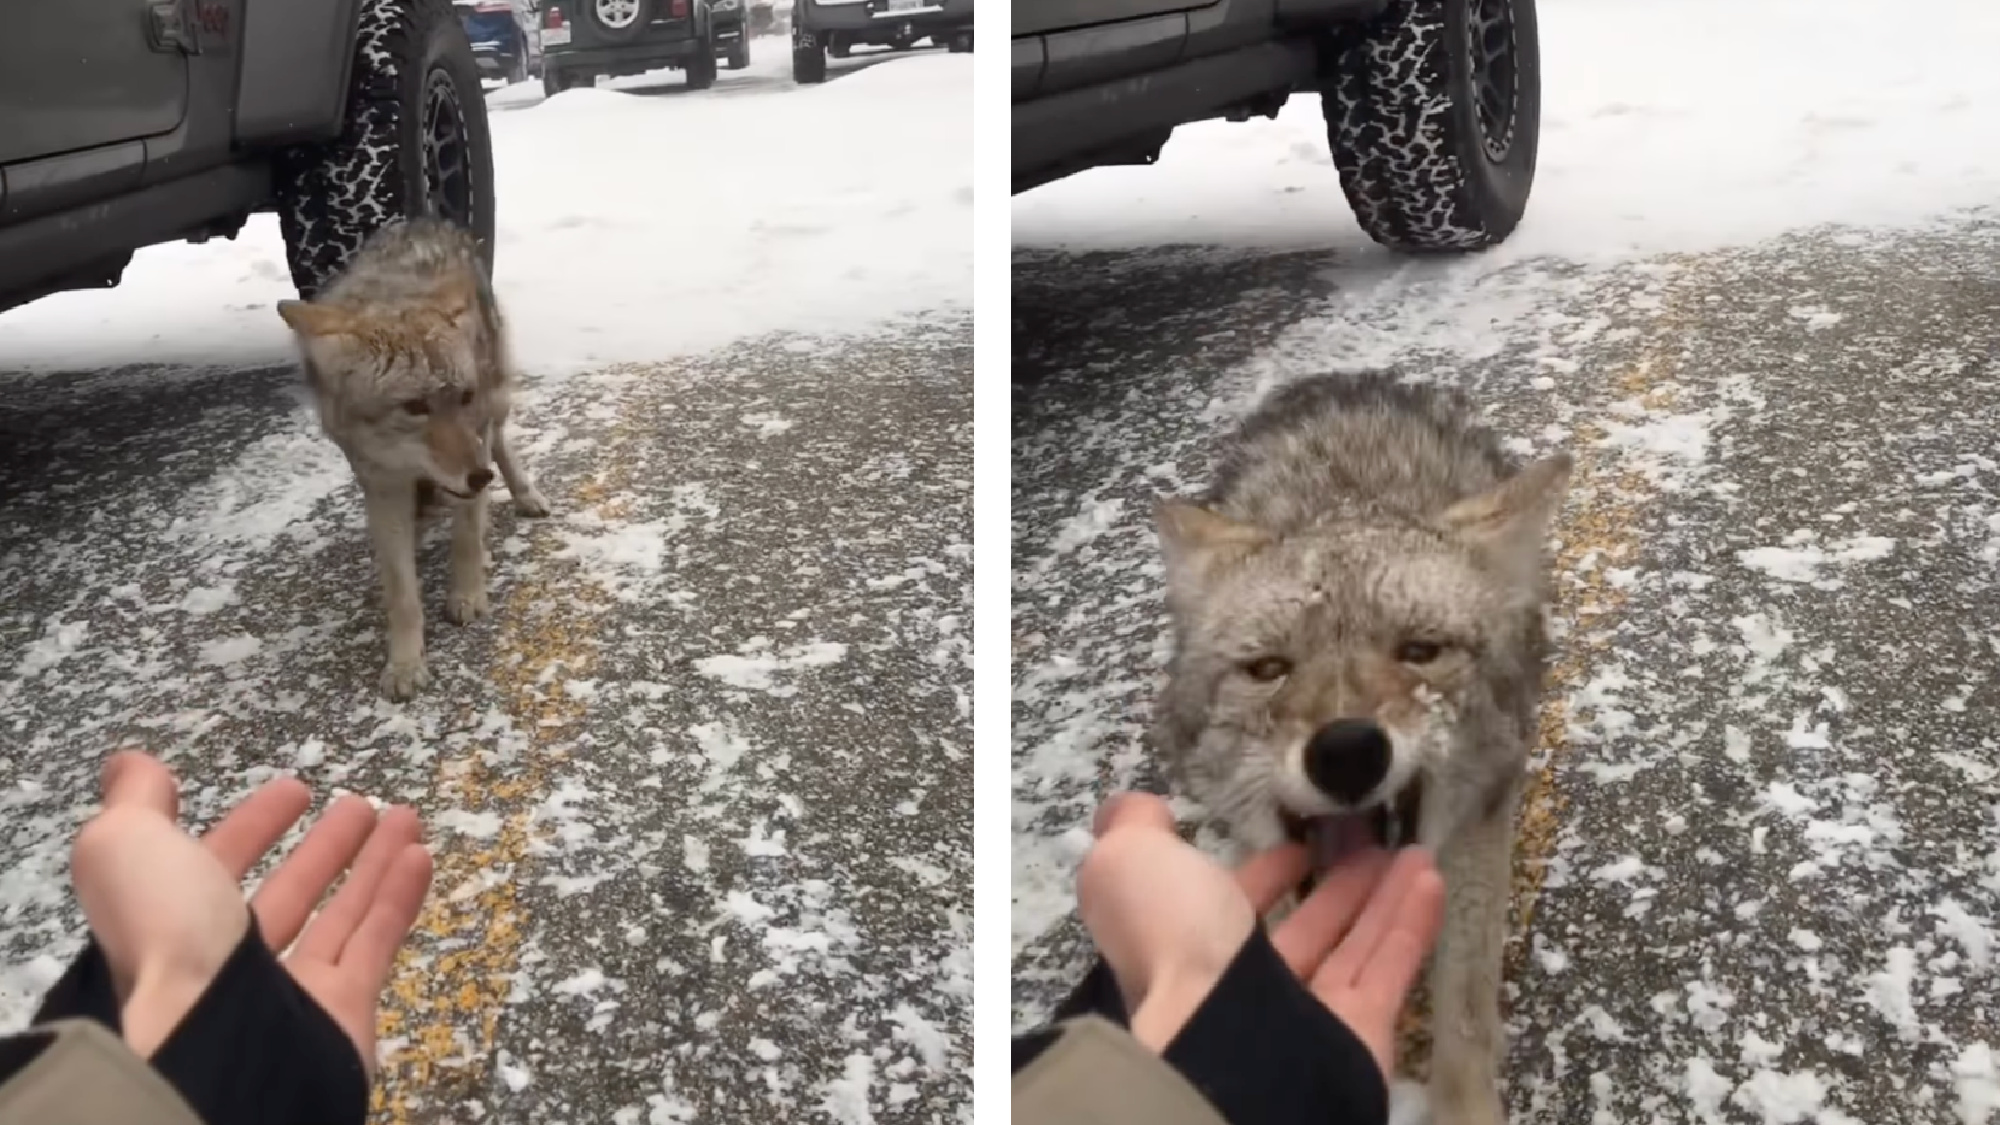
left=277, top=219, right=551, bottom=701
left=1151, top=373, right=1570, bottom=1125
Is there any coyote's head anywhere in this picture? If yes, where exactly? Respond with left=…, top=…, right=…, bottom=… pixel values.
left=1155, top=453, right=1571, bottom=859
left=277, top=279, right=496, bottom=498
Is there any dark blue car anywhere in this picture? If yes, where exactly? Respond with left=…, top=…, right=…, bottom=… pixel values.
left=454, top=0, right=544, bottom=84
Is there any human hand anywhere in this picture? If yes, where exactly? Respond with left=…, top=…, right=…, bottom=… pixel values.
left=1074, top=792, right=1445, bottom=1076
left=69, top=751, right=434, bottom=1072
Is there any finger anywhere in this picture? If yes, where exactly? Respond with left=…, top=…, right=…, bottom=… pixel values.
left=337, top=844, right=434, bottom=987
left=1269, top=846, right=1394, bottom=976
left=249, top=795, right=379, bottom=951
left=292, top=806, right=425, bottom=963
left=200, top=776, right=315, bottom=880
left=1233, top=843, right=1311, bottom=914
left=1092, top=792, right=1176, bottom=839
left=99, top=751, right=178, bottom=820
left=1314, top=848, right=1446, bottom=992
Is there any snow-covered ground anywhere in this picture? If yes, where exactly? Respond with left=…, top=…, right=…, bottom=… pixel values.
left=1013, top=3, right=2000, bottom=1123
left=1018, top=0, right=2000, bottom=262
left=1, top=46, right=969, bottom=1125
left=0, top=45, right=970, bottom=375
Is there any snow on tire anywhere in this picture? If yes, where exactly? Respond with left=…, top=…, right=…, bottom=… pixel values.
left=274, top=0, right=497, bottom=298
left=1323, top=0, right=1541, bottom=253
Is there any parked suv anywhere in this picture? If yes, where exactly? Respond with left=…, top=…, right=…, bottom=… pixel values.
left=0, top=0, right=497, bottom=316
left=539, top=0, right=722, bottom=93
left=456, top=0, right=545, bottom=84
left=1012, top=0, right=1541, bottom=252
left=711, top=0, right=753, bottom=68
left=791, top=0, right=972, bottom=84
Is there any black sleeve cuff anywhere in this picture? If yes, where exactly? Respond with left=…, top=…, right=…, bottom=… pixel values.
left=146, top=922, right=371, bottom=1125
left=1052, top=958, right=1129, bottom=1026
left=1161, top=927, right=1389, bottom=1125
left=1012, top=957, right=1130, bottom=1074
left=32, top=922, right=371, bottom=1125
left=31, top=937, right=124, bottom=1032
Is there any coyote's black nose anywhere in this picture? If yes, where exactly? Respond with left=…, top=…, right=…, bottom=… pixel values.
left=467, top=469, right=494, bottom=492
left=1303, top=720, right=1392, bottom=805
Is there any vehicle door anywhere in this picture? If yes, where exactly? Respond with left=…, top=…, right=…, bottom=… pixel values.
left=0, top=0, right=192, bottom=167
left=1014, top=0, right=1195, bottom=38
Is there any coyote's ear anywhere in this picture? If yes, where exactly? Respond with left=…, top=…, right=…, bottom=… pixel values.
left=1155, top=499, right=1268, bottom=598
left=1439, top=453, right=1573, bottom=585
left=276, top=299, right=352, bottom=338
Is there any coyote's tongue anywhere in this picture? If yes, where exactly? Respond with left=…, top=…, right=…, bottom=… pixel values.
left=1305, top=814, right=1377, bottom=872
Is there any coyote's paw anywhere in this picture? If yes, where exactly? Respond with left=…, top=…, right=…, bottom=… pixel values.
left=446, top=585, right=490, bottom=625
left=513, top=487, right=551, bottom=518
left=380, top=657, right=433, bottom=701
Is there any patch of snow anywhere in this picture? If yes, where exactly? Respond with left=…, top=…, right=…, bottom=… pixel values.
left=693, top=639, right=849, bottom=694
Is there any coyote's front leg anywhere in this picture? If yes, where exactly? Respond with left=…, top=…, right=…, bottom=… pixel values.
left=446, top=489, right=492, bottom=625
left=1427, top=783, right=1520, bottom=1125
left=492, top=422, right=550, bottom=518
left=363, top=482, right=430, bottom=700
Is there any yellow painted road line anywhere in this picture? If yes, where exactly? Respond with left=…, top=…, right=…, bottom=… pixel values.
left=370, top=374, right=649, bottom=1123
left=1398, top=263, right=1691, bottom=1079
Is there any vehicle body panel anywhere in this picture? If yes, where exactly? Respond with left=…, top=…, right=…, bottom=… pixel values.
left=238, top=0, right=364, bottom=143
left=458, top=0, right=543, bottom=77
left=796, top=0, right=970, bottom=45
left=0, top=0, right=192, bottom=167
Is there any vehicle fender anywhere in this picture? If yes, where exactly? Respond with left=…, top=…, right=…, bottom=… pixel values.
left=234, top=0, right=365, bottom=147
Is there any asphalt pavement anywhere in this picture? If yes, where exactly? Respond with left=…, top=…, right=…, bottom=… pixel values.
left=1011, top=216, right=2000, bottom=1123
left=0, top=319, right=971, bottom=1124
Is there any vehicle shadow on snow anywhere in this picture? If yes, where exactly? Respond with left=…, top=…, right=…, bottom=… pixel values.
left=1011, top=246, right=1343, bottom=415
left=619, top=45, right=924, bottom=97
left=0, top=362, right=306, bottom=545
left=482, top=40, right=928, bottom=110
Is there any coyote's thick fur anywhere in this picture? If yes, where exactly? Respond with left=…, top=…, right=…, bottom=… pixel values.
left=1152, top=373, right=1572, bottom=1125
left=277, top=219, right=551, bottom=700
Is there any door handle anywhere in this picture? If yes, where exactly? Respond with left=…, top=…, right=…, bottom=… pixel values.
left=145, top=0, right=203, bottom=55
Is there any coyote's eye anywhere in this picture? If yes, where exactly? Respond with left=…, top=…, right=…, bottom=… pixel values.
left=1396, top=640, right=1445, bottom=665
left=460, top=389, right=475, bottom=406
left=401, top=398, right=430, bottom=416
left=1241, top=656, right=1293, bottom=683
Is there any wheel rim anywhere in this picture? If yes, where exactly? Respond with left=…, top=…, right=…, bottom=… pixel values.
left=421, top=70, right=475, bottom=229
left=596, top=0, right=640, bottom=27
left=1465, top=0, right=1518, bottom=162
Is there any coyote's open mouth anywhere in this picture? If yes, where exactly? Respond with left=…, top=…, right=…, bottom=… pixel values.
left=1280, top=773, right=1425, bottom=895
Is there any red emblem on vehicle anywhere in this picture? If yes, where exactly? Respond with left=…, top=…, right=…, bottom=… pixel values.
left=196, top=2, right=230, bottom=36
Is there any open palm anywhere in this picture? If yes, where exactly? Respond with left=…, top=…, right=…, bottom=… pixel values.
left=70, top=752, right=433, bottom=1070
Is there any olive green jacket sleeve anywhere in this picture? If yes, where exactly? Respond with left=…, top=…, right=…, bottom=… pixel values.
left=0, top=1018, right=205, bottom=1125
left=1012, top=1015, right=1229, bottom=1125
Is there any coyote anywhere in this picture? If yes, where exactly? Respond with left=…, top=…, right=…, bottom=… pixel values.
left=276, top=219, right=551, bottom=700
left=1151, top=373, right=1571, bottom=1125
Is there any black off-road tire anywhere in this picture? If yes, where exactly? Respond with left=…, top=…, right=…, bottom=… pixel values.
left=946, top=29, right=971, bottom=52
left=275, top=0, right=497, bottom=297
left=685, top=39, right=718, bottom=87
left=543, top=66, right=565, bottom=95
left=828, top=39, right=850, bottom=58
left=726, top=39, right=750, bottom=68
left=792, top=28, right=827, bottom=82
left=1322, top=0, right=1540, bottom=253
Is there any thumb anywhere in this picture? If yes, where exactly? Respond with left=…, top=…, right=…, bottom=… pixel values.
left=1092, top=791, right=1178, bottom=839
left=99, top=751, right=179, bottom=821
